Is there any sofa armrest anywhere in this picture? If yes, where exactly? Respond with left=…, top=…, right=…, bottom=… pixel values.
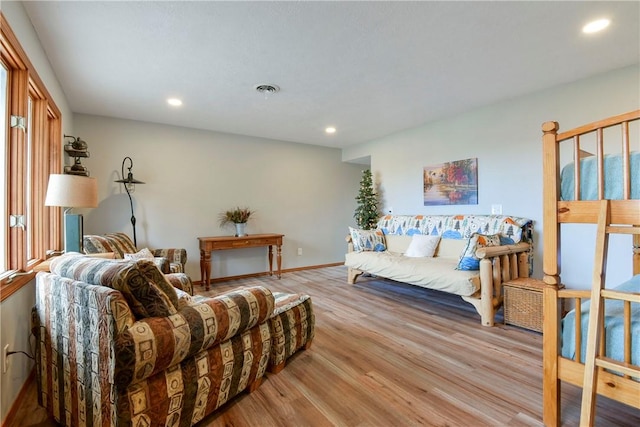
left=472, top=242, right=532, bottom=326
left=113, top=286, right=274, bottom=390
left=152, top=256, right=170, bottom=273
left=345, top=235, right=354, bottom=253
left=152, top=248, right=187, bottom=269
left=165, top=272, right=193, bottom=296
left=475, top=242, right=530, bottom=259
left=33, top=272, right=136, bottom=419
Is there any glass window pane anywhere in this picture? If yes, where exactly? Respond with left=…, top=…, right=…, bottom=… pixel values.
left=0, top=63, right=7, bottom=272
left=26, top=96, right=33, bottom=260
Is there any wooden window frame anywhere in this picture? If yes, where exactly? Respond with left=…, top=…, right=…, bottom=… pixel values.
left=1, top=13, right=62, bottom=301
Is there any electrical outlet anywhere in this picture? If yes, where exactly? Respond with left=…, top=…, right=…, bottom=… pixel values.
left=491, top=204, right=503, bottom=215
left=3, top=344, right=9, bottom=373
left=297, top=248, right=303, bottom=256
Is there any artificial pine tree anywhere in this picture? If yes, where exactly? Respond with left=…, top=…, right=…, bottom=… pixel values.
left=354, top=169, right=379, bottom=229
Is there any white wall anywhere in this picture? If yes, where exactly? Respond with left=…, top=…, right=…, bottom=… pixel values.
left=343, top=64, right=640, bottom=289
left=1, top=2, right=73, bottom=424
left=75, top=114, right=363, bottom=280
left=1, top=1, right=638, bottom=420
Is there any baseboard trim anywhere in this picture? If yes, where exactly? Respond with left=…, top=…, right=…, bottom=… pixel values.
left=2, top=368, right=35, bottom=427
left=197, top=262, right=344, bottom=285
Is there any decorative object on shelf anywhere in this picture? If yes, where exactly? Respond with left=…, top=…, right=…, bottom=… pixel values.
left=114, top=157, right=145, bottom=246
left=45, top=174, right=98, bottom=252
left=423, top=157, right=478, bottom=206
left=219, top=207, right=254, bottom=237
left=63, top=134, right=90, bottom=176
left=354, top=169, right=379, bottom=230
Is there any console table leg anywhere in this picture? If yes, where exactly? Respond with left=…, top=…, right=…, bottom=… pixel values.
left=276, top=244, right=282, bottom=279
left=268, top=245, right=274, bottom=276
left=200, top=249, right=211, bottom=291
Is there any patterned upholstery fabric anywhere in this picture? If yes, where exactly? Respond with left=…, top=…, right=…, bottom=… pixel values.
left=114, top=286, right=274, bottom=389
left=33, top=260, right=274, bottom=427
left=375, top=214, right=534, bottom=274
left=152, top=248, right=188, bottom=273
left=83, top=232, right=187, bottom=273
left=376, top=214, right=532, bottom=243
left=165, top=272, right=194, bottom=296
left=348, top=227, right=387, bottom=252
left=50, top=254, right=178, bottom=318
left=83, top=232, right=137, bottom=256
left=269, top=292, right=315, bottom=371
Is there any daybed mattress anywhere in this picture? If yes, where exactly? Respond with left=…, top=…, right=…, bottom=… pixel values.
left=561, top=274, right=640, bottom=366
left=560, top=151, right=639, bottom=200
left=345, top=251, right=480, bottom=297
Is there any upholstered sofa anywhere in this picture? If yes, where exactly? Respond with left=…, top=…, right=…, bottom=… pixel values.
left=83, top=232, right=187, bottom=273
left=345, top=214, right=533, bottom=326
left=33, top=254, right=273, bottom=426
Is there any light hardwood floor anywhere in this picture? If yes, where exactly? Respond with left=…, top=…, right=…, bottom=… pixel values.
left=10, top=266, right=640, bottom=426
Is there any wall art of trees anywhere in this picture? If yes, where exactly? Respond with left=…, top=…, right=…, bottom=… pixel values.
left=423, top=158, right=478, bottom=206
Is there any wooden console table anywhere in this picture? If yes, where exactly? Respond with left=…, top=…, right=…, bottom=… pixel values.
left=198, top=233, right=284, bottom=290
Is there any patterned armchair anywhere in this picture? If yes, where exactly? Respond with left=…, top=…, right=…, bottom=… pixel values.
left=33, top=254, right=273, bottom=426
left=83, top=232, right=187, bottom=273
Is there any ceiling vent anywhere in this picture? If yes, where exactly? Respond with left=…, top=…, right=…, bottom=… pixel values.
left=255, top=84, right=280, bottom=98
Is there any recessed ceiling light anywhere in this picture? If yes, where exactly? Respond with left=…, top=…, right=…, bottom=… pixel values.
left=167, top=98, right=183, bottom=107
left=582, top=18, right=610, bottom=34
left=325, top=127, right=336, bottom=134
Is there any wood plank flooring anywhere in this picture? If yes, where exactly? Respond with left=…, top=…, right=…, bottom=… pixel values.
left=9, top=266, right=640, bottom=426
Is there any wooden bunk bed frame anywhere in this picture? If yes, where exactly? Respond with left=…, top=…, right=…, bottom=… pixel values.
left=541, top=110, right=640, bottom=426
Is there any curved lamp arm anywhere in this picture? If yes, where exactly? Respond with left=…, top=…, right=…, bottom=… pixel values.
left=114, top=157, right=145, bottom=246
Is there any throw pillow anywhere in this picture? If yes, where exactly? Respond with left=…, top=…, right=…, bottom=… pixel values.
left=456, top=233, right=501, bottom=271
left=404, top=235, right=441, bottom=258
left=348, top=227, right=386, bottom=252
left=124, top=247, right=154, bottom=261
left=135, top=259, right=181, bottom=311
left=50, top=255, right=177, bottom=318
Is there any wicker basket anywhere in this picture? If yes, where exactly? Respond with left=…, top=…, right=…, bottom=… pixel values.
left=503, top=278, right=547, bottom=332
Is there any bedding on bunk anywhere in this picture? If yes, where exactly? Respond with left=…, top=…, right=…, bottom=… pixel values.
left=560, top=151, right=639, bottom=200
left=561, top=274, right=640, bottom=368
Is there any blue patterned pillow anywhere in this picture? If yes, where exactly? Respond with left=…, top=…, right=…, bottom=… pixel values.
left=349, top=227, right=387, bottom=252
left=456, top=233, right=501, bottom=271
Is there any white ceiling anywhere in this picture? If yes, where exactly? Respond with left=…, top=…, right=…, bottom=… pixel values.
left=22, top=1, right=640, bottom=148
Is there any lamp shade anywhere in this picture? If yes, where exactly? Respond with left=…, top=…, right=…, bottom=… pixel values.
left=114, top=173, right=145, bottom=185
left=45, top=174, right=98, bottom=208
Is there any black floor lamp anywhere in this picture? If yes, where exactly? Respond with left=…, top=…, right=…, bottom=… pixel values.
left=114, top=157, right=145, bottom=246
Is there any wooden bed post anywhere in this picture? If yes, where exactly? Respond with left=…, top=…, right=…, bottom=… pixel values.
left=633, top=234, right=640, bottom=275
left=542, top=121, right=561, bottom=426
left=542, top=121, right=561, bottom=287
left=543, top=285, right=561, bottom=427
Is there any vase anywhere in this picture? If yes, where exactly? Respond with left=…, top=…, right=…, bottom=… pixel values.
left=234, top=222, right=247, bottom=237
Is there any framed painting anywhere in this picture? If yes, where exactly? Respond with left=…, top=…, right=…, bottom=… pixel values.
left=423, top=158, right=478, bottom=206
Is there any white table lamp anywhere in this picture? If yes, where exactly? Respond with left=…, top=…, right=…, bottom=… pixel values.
left=45, top=174, right=98, bottom=252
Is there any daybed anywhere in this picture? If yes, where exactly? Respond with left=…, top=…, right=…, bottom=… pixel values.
left=345, top=214, right=533, bottom=326
left=541, top=110, right=640, bottom=426
left=33, top=254, right=273, bottom=426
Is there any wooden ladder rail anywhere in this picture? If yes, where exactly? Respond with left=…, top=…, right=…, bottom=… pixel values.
left=580, top=200, right=640, bottom=426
